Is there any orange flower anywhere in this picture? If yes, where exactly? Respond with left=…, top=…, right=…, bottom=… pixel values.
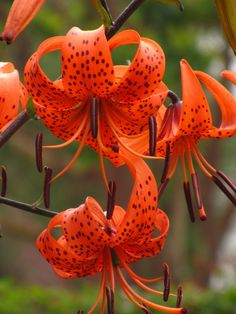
left=36, top=153, right=185, bottom=313
left=0, top=62, right=28, bottom=131
left=154, top=59, right=236, bottom=221
left=0, top=0, right=44, bottom=44
left=24, top=25, right=167, bottom=183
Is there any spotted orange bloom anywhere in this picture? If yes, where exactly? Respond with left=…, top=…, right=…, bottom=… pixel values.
left=153, top=59, right=236, bottom=222
left=0, top=0, right=44, bottom=44
left=0, top=62, right=27, bottom=131
left=36, top=153, right=185, bottom=313
left=24, top=25, right=167, bottom=183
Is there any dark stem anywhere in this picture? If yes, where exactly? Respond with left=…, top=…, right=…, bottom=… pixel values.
left=106, top=0, right=146, bottom=39
left=0, top=195, right=56, bottom=218
left=0, top=111, right=30, bottom=148
left=100, top=0, right=113, bottom=23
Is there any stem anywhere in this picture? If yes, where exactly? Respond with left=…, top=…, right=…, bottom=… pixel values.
left=106, top=0, right=146, bottom=39
left=0, top=195, right=57, bottom=218
left=0, top=111, right=30, bottom=148
left=100, top=0, right=113, bottom=22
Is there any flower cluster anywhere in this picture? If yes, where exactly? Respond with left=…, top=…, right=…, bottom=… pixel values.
left=0, top=1, right=236, bottom=313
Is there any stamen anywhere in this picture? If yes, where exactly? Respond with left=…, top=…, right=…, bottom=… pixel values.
left=122, top=262, right=163, bottom=283
left=106, top=287, right=115, bottom=314
left=106, top=181, right=116, bottom=220
left=216, top=170, right=236, bottom=193
left=43, top=166, right=53, bottom=208
left=88, top=269, right=106, bottom=314
left=90, top=97, right=99, bottom=139
left=176, top=286, right=183, bottom=308
left=161, top=143, right=171, bottom=183
left=183, top=182, right=195, bottom=223
left=149, top=115, right=157, bottom=156
left=35, top=133, right=43, bottom=172
left=158, top=178, right=169, bottom=200
left=212, top=175, right=236, bottom=206
left=1, top=166, right=7, bottom=197
left=167, top=90, right=180, bottom=104
left=163, top=263, right=170, bottom=302
left=191, top=173, right=206, bottom=221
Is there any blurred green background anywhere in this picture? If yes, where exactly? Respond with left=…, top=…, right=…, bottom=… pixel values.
left=0, top=0, right=236, bottom=313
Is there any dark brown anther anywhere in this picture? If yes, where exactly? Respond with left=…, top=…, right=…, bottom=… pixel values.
left=6, top=33, right=13, bottom=45
left=191, top=173, right=203, bottom=210
left=148, top=115, right=157, bottom=156
left=167, top=90, right=180, bottom=104
left=183, top=181, right=195, bottom=223
left=106, top=181, right=116, bottom=220
left=112, top=143, right=119, bottom=153
left=90, top=97, right=99, bottom=139
left=216, top=170, right=236, bottom=193
left=1, top=166, right=7, bottom=197
left=43, top=167, right=53, bottom=208
left=35, top=133, right=43, bottom=172
left=163, top=263, right=170, bottom=302
left=161, top=143, right=170, bottom=183
left=176, top=286, right=183, bottom=308
left=106, top=287, right=114, bottom=314
left=212, top=175, right=236, bottom=206
left=158, top=178, right=169, bottom=200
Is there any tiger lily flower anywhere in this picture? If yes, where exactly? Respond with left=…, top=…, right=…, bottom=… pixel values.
left=36, top=153, right=186, bottom=314
left=24, top=25, right=167, bottom=184
left=154, top=59, right=236, bottom=222
left=0, top=62, right=28, bottom=131
left=0, top=0, right=44, bottom=44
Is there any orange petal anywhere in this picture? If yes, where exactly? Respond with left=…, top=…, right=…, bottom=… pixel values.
left=113, top=152, right=158, bottom=246
left=221, top=70, right=236, bottom=85
left=1, top=0, right=45, bottom=44
left=179, top=59, right=212, bottom=136
left=61, top=25, right=114, bottom=98
left=109, top=29, right=166, bottom=102
left=195, top=70, right=236, bottom=133
left=0, top=62, right=24, bottom=130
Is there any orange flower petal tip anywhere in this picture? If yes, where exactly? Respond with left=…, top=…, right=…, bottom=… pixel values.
left=221, top=70, right=236, bottom=85
left=0, top=0, right=45, bottom=44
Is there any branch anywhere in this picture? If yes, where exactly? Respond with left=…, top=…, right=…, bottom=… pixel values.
left=106, top=0, right=146, bottom=39
left=0, top=195, right=57, bottom=218
left=0, top=111, right=30, bottom=148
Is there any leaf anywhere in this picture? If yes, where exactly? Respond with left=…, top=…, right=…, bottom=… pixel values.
left=91, top=0, right=112, bottom=29
left=159, top=0, right=184, bottom=11
left=215, top=0, right=236, bottom=54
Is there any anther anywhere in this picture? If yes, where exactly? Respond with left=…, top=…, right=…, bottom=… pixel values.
left=158, top=178, right=169, bottom=200
left=106, top=181, right=116, bottom=220
left=161, top=143, right=170, bottom=183
left=90, top=97, right=99, bottom=139
left=106, top=287, right=114, bottom=314
left=1, top=166, right=7, bottom=197
left=176, top=286, right=183, bottom=308
left=163, top=263, right=170, bottom=302
left=212, top=175, right=236, bottom=206
left=183, top=181, right=195, bottom=223
left=191, top=173, right=206, bottom=220
left=167, top=90, right=180, bottom=105
left=43, top=166, right=53, bottom=208
left=112, top=143, right=119, bottom=153
left=216, top=170, right=236, bottom=193
left=149, top=116, right=157, bottom=156
left=35, top=133, right=43, bottom=172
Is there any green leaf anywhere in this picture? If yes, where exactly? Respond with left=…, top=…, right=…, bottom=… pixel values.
left=159, top=0, right=184, bottom=11
left=91, top=0, right=112, bottom=29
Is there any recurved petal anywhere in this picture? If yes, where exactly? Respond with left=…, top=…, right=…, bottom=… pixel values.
left=221, top=70, right=236, bottom=85
left=0, top=62, right=21, bottom=130
left=61, top=201, right=111, bottom=259
left=195, top=70, right=236, bottom=135
left=24, top=36, right=79, bottom=111
left=0, top=0, right=44, bottom=44
left=61, top=25, right=114, bottom=98
left=112, top=152, right=158, bottom=246
left=178, top=59, right=212, bottom=136
left=109, top=30, right=165, bottom=102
